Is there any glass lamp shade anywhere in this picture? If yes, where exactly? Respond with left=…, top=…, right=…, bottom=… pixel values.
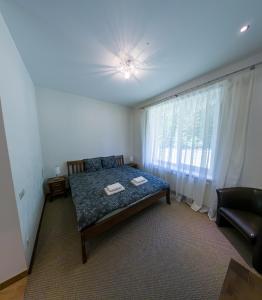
left=55, top=166, right=61, bottom=176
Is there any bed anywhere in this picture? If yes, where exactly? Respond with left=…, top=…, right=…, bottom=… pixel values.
left=67, top=155, right=170, bottom=263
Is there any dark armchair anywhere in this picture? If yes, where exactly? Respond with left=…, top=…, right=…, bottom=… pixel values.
left=216, top=187, right=262, bottom=273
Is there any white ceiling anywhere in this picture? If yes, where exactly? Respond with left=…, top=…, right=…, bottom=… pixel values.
left=1, top=0, right=262, bottom=106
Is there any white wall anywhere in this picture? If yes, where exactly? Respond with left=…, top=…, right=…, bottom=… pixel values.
left=133, top=53, right=262, bottom=189
left=0, top=100, right=27, bottom=283
left=137, top=52, right=262, bottom=109
left=0, top=10, right=44, bottom=275
left=36, top=87, right=133, bottom=178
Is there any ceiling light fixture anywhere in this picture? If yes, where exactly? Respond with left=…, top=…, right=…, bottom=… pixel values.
left=117, top=53, right=139, bottom=80
left=240, top=24, right=250, bottom=33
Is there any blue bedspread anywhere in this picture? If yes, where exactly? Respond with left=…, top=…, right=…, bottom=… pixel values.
left=69, top=166, right=169, bottom=231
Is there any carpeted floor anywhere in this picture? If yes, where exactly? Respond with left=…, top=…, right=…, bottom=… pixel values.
left=25, top=196, right=253, bottom=300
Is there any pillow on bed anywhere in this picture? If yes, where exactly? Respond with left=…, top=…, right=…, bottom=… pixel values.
left=101, top=156, right=117, bottom=169
left=84, top=157, right=102, bottom=172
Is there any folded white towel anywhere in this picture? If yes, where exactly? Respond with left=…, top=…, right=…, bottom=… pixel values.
left=131, top=178, right=148, bottom=186
left=104, top=185, right=125, bottom=196
left=107, top=182, right=123, bottom=192
left=133, top=176, right=147, bottom=183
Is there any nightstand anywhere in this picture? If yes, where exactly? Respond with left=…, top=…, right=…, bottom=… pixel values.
left=126, top=162, right=138, bottom=169
left=47, top=176, right=67, bottom=201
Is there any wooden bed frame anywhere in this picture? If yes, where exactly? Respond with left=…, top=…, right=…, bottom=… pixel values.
left=67, top=155, right=170, bottom=263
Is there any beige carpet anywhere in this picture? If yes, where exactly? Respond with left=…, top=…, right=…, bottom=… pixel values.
left=25, top=196, right=253, bottom=300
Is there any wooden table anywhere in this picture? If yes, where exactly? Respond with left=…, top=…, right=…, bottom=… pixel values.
left=219, top=259, right=262, bottom=300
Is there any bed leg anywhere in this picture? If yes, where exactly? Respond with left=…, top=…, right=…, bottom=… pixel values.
left=81, top=232, right=88, bottom=264
left=166, top=188, right=171, bottom=205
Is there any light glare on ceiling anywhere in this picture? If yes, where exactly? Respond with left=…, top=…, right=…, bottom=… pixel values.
left=240, top=24, right=250, bottom=33
left=124, top=71, right=130, bottom=79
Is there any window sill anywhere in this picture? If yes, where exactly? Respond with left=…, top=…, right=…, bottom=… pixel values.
left=147, top=163, right=213, bottom=183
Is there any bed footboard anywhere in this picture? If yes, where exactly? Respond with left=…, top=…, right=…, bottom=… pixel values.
left=80, top=188, right=170, bottom=263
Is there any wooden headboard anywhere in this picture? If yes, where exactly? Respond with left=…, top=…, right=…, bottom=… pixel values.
left=67, top=155, right=124, bottom=176
left=67, top=160, right=85, bottom=175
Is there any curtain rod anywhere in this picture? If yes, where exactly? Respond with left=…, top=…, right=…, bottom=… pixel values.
left=141, top=61, right=262, bottom=109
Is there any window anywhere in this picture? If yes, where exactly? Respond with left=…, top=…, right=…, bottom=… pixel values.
left=144, top=84, right=223, bottom=179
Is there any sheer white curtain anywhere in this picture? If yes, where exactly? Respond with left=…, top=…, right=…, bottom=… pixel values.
left=208, top=70, right=254, bottom=218
left=143, top=70, right=254, bottom=217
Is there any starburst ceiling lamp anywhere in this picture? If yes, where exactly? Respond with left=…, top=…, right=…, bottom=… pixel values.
left=117, top=53, right=140, bottom=80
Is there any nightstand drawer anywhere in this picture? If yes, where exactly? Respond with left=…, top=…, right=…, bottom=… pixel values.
left=51, top=189, right=65, bottom=196
left=49, top=181, right=65, bottom=190
left=47, top=176, right=67, bottom=201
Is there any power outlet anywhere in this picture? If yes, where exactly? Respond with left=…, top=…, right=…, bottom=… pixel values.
left=19, top=188, right=25, bottom=200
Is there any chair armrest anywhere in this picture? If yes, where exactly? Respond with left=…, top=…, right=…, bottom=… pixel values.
left=216, top=187, right=255, bottom=210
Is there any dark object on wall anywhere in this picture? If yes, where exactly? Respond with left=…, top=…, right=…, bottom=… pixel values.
left=216, top=187, right=262, bottom=273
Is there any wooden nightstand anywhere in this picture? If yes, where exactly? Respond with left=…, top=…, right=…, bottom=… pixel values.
left=47, top=176, right=67, bottom=201
left=126, top=162, right=138, bottom=169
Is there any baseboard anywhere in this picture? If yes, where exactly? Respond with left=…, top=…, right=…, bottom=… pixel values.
left=0, top=193, right=47, bottom=289
left=0, top=270, right=28, bottom=290
left=28, top=196, right=47, bottom=274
